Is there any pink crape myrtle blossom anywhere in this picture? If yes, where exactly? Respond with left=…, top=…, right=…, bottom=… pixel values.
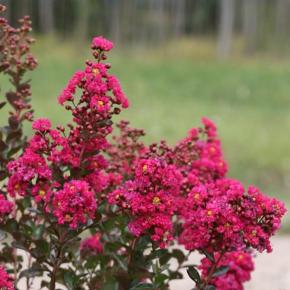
left=179, top=178, right=286, bottom=253
left=80, top=233, right=103, bottom=256
left=92, top=36, right=114, bottom=51
left=7, top=35, right=128, bottom=230
left=109, top=158, right=182, bottom=248
left=32, top=118, right=51, bottom=132
left=0, top=266, right=14, bottom=290
left=199, top=251, right=254, bottom=290
left=3, top=35, right=286, bottom=290
left=52, top=180, right=97, bottom=229
left=0, top=194, right=13, bottom=221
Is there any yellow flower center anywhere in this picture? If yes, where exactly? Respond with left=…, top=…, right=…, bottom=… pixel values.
left=142, top=164, right=148, bottom=172
left=152, top=196, right=161, bottom=205
left=194, top=193, right=200, bottom=201
left=14, top=184, right=20, bottom=190
left=98, top=100, right=104, bottom=107
left=252, top=230, right=257, bottom=236
left=38, top=189, right=46, bottom=197
left=92, top=68, right=99, bottom=75
left=207, top=210, right=213, bottom=216
left=237, top=254, right=244, bottom=261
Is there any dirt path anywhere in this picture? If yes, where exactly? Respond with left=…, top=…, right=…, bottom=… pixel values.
left=245, top=236, right=290, bottom=290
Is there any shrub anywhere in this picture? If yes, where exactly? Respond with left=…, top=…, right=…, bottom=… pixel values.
left=0, top=5, right=286, bottom=290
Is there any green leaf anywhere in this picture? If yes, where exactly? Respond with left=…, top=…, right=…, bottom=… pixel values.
left=32, top=224, right=45, bottom=240
left=159, top=252, right=171, bottom=265
left=64, top=271, right=78, bottom=290
left=171, top=249, right=186, bottom=264
left=103, top=281, right=118, bottom=290
left=0, top=101, right=6, bottom=109
left=187, top=266, right=201, bottom=284
left=201, top=250, right=215, bottom=263
left=131, top=283, right=154, bottom=289
left=155, top=273, right=168, bottom=285
left=205, top=285, right=216, bottom=290
left=31, top=240, right=50, bottom=259
left=168, top=269, right=183, bottom=280
left=212, top=266, right=229, bottom=278
left=152, top=249, right=167, bottom=258
left=19, top=265, right=43, bottom=279
left=112, top=253, right=128, bottom=271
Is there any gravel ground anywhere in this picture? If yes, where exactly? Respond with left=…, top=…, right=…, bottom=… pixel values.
left=17, top=236, right=290, bottom=289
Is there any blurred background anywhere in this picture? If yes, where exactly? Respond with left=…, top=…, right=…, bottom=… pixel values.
left=1, top=0, right=290, bottom=228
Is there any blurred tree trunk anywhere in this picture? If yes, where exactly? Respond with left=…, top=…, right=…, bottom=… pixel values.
left=111, top=1, right=121, bottom=43
left=172, top=0, right=186, bottom=37
left=217, top=0, right=235, bottom=59
left=110, top=0, right=121, bottom=45
left=39, top=0, right=54, bottom=34
left=121, top=0, right=132, bottom=45
left=20, top=0, right=29, bottom=15
left=149, top=0, right=166, bottom=44
left=157, top=0, right=166, bottom=43
left=243, top=0, right=258, bottom=55
left=74, top=0, right=89, bottom=42
left=276, top=0, right=290, bottom=40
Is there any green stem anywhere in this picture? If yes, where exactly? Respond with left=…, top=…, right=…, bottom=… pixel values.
left=201, top=251, right=225, bottom=290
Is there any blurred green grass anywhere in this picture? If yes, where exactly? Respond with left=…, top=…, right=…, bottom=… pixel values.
left=1, top=37, right=290, bottom=229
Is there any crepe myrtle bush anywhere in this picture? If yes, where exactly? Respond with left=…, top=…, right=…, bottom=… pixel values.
left=0, top=6, right=286, bottom=290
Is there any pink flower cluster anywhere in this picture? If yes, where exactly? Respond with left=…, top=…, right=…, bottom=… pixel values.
left=109, top=158, right=182, bottom=248
left=7, top=148, right=52, bottom=198
left=91, top=36, right=114, bottom=51
left=0, top=194, right=13, bottom=222
left=173, top=117, right=227, bottom=183
left=32, top=118, right=51, bottom=132
left=199, top=251, right=254, bottom=290
left=80, top=233, right=103, bottom=256
left=7, top=36, right=129, bottom=230
left=5, top=36, right=286, bottom=289
left=52, top=180, right=96, bottom=229
left=107, top=114, right=286, bottom=257
left=179, top=178, right=286, bottom=253
left=58, top=46, right=128, bottom=109
left=0, top=266, right=14, bottom=290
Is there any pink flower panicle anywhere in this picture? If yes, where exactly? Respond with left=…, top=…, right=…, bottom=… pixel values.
left=179, top=178, right=286, bottom=253
left=199, top=251, right=254, bottom=290
left=173, top=118, right=227, bottom=185
left=109, top=158, right=182, bottom=248
left=7, top=36, right=129, bottom=228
